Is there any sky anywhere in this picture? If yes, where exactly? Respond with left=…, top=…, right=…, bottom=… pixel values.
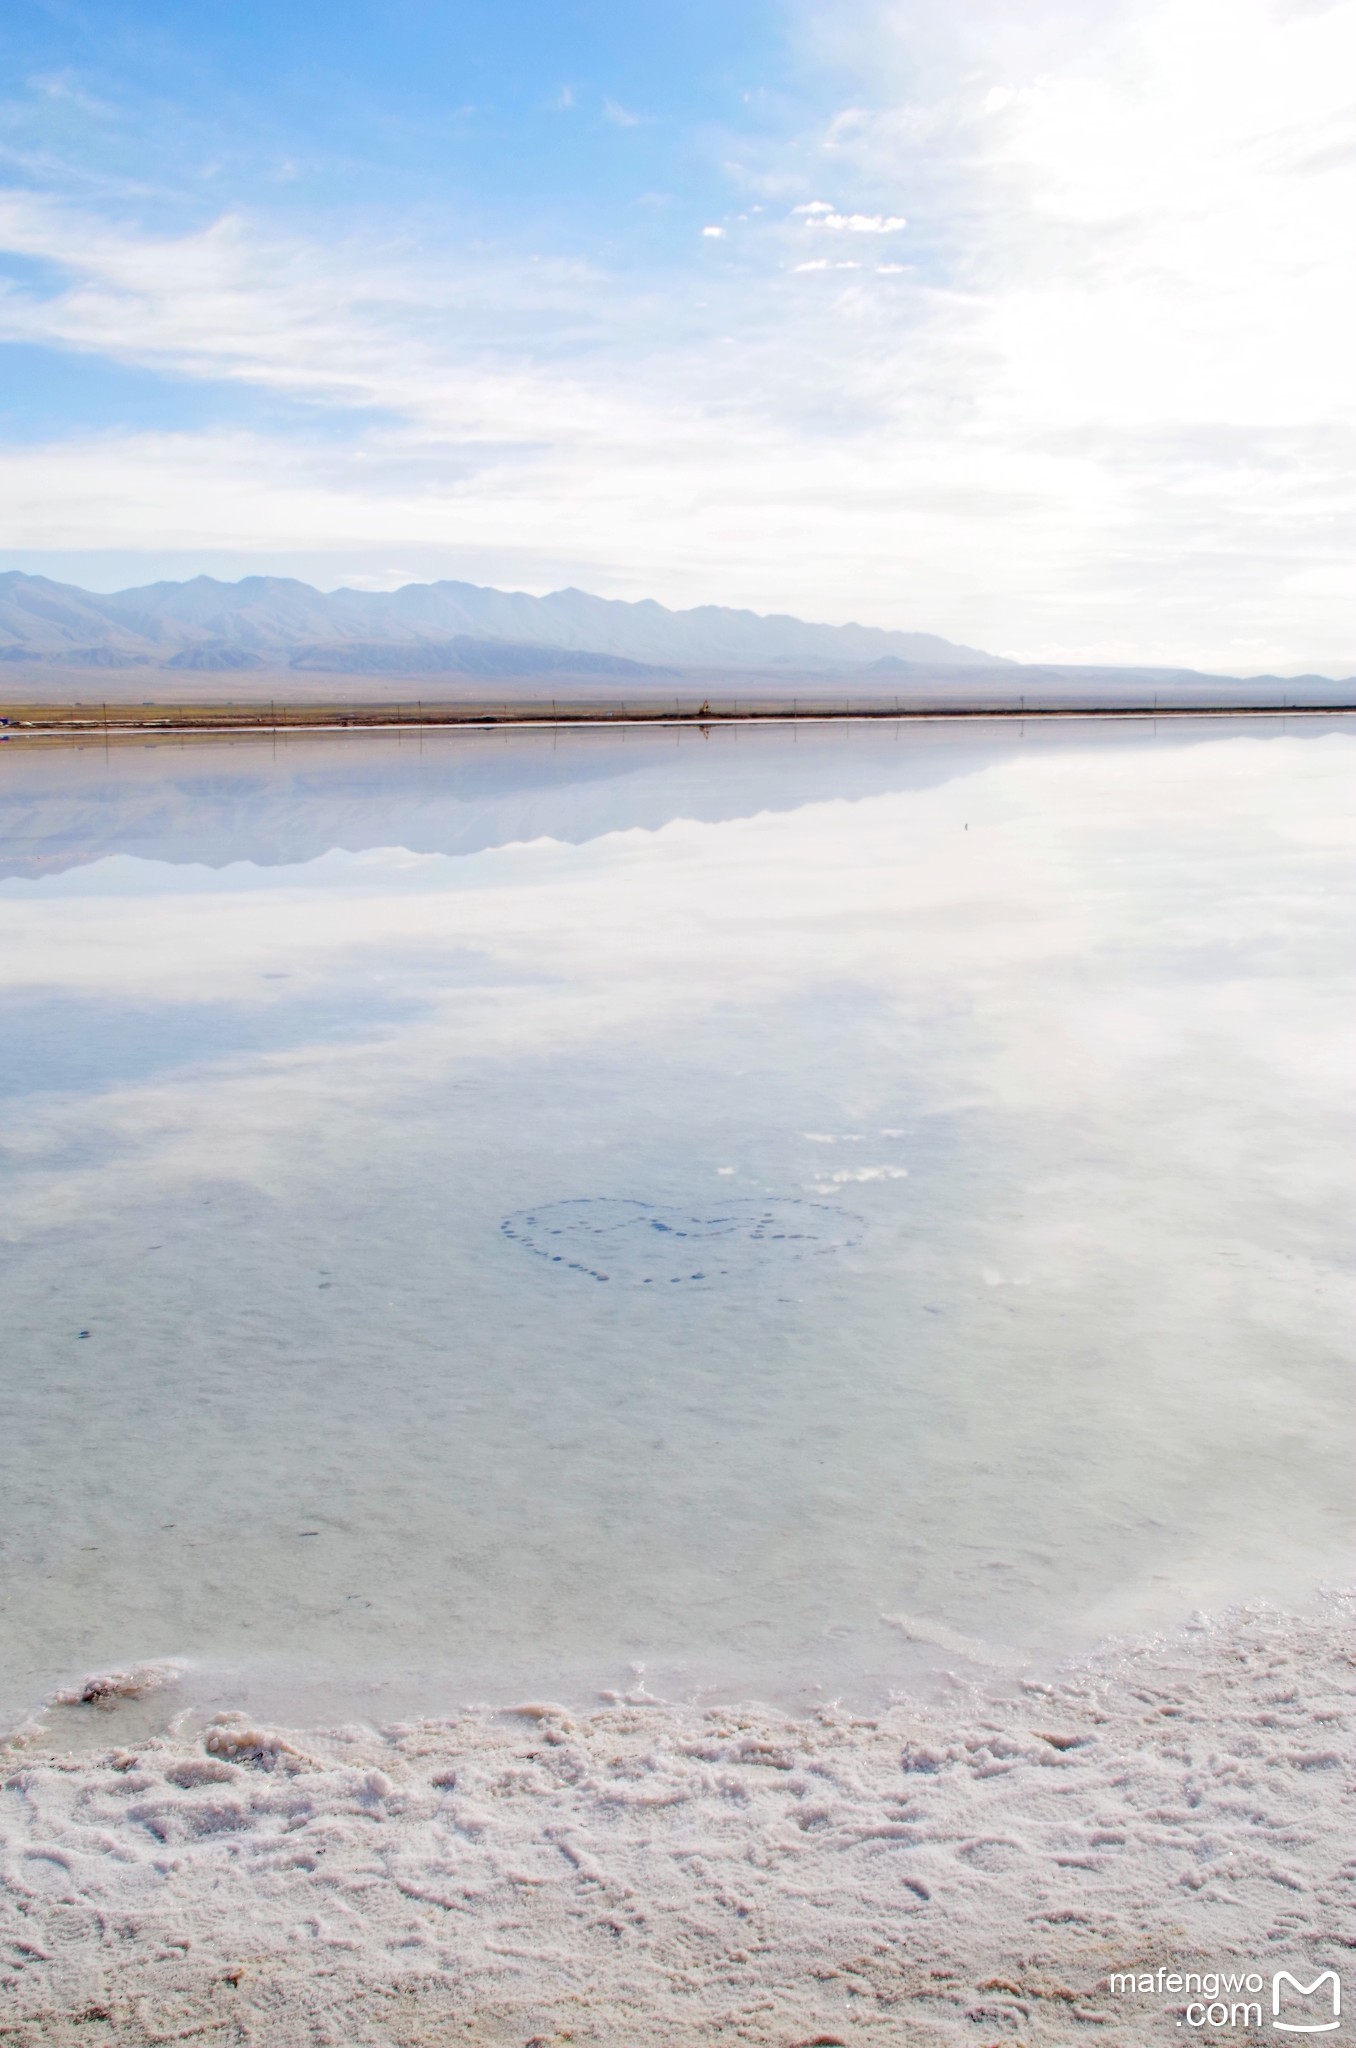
left=0, top=0, right=1352, bottom=668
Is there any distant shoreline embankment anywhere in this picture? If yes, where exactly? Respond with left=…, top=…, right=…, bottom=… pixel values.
left=2, top=692, right=1354, bottom=744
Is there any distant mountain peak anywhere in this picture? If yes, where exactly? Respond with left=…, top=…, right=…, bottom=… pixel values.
left=0, top=570, right=1008, bottom=673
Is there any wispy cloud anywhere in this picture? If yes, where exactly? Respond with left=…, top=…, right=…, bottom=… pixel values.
left=793, top=204, right=907, bottom=232
left=26, top=70, right=114, bottom=117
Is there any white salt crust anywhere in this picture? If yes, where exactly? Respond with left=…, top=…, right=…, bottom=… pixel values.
left=1, top=1601, right=1351, bottom=2046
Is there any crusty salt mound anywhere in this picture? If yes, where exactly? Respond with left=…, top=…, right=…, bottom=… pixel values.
left=1, top=1601, right=1350, bottom=2046
left=48, top=1664, right=185, bottom=1711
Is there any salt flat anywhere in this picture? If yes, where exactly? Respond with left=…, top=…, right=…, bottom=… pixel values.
left=2, top=1602, right=1350, bottom=2044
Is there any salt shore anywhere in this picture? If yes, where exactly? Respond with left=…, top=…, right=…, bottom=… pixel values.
left=1, top=1598, right=1350, bottom=2045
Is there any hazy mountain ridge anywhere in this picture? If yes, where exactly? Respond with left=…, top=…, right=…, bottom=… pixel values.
left=0, top=572, right=1004, bottom=673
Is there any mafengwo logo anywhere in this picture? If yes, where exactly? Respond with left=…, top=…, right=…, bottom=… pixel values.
left=1274, top=1972, right=1342, bottom=2034
left=1105, top=1966, right=1342, bottom=2033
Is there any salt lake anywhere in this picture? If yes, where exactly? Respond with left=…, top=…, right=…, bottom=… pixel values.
left=1, top=717, right=1352, bottom=1728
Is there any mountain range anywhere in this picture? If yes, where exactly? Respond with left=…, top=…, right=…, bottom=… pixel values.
left=0, top=572, right=1005, bottom=676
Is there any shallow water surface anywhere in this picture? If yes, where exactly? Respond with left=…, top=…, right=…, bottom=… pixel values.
left=1, top=719, right=1352, bottom=1722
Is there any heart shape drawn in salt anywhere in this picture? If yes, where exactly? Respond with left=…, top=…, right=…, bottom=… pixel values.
left=500, top=1196, right=863, bottom=1285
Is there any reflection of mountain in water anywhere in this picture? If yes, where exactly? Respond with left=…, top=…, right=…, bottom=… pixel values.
left=4, top=716, right=1344, bottom=885
left=0, top=723, right=1030, bottom=879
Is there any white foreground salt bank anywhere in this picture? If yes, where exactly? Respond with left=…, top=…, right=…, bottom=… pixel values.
left=2, top=1599, right=1350, bottom=2046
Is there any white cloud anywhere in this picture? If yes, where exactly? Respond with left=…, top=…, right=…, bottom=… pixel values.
left=700, top=224, right=726, bottom=238
left=801, top=212, right=907, bottom=232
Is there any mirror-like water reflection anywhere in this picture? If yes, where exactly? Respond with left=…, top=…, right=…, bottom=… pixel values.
left=1, top=720, right=1352, bottom=1722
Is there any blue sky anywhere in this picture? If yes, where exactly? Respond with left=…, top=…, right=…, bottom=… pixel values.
left=0, top=0, right=1353, bottom=666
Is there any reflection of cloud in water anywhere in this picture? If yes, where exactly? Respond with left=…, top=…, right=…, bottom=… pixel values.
left=501, top=1195, right=863, bottom=1285
left=811, top=1164, right=909, bottom=1187
left=1, top=725, right=1353, bottom=1722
